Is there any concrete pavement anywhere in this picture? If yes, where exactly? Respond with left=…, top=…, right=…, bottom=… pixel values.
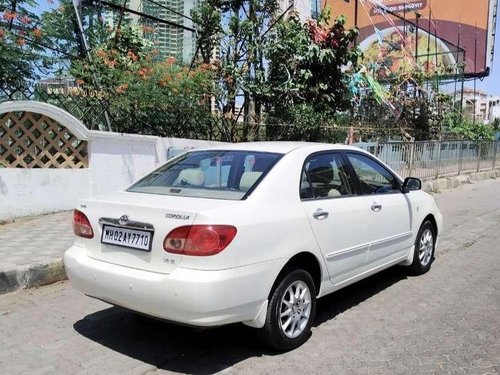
left=0, top=178, right=498, bottom=374
left=0, top=211, right=73, bottom=294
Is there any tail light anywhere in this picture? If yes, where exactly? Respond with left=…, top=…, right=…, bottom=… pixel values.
left=73, top=209, right=94, bottom=239
left=164, top=225, right=237, bottom=256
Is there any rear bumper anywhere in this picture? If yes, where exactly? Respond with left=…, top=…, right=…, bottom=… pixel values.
left=64, top=245, right=285, bottom=327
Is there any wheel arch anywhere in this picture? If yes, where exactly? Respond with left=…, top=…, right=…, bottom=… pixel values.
left=423, top=213, right=438, bottom=237
left=269, top=251, right=322, bottom=298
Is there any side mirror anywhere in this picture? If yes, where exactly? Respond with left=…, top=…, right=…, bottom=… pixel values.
left=402, top=177, right=422, bottom=193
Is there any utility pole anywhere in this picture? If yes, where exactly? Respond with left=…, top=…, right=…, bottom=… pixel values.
left=354, top=0, right=359, bottom=45
left=473, top=25, right=478, bottom=124
left=426, top=8, right=431, bottom=93
left=454, top=23, right=462, bottom=108
left=8, top=0, right=17, bottom=30
left=414, top=12, right=421, bottom=99
left=460, top=44, right=466, bottom=122
left=434, top=17, right=439, bottom=97
left=72, top=0, right=90, bottom=58
left=403, top=4, right=406, bottom=36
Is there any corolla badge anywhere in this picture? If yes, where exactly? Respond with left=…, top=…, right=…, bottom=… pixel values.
left=165, top=213, right=191, bottom=220
left=119, top=215, right=130, bottom=225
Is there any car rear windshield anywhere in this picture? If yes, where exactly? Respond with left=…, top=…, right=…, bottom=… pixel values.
left=127, top=150, right=282, bottom=200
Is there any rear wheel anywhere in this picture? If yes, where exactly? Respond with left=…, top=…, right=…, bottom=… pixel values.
left=409, top=221, right=435, bottom=275
left=261, top=269, right=317, bottom=351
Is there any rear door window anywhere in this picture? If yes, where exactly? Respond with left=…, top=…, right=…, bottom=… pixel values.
left=301, top=153, right=355, bottom=200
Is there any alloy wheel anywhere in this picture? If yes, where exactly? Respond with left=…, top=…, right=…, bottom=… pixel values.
left=278, top=280, right=312, bottom=339
left=419, top=228, right=434, bottom=267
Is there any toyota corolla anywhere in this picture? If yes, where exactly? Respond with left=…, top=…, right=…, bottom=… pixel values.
left=64, top=142, right=442, bottom=350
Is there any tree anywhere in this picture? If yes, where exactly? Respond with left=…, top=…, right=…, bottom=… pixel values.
left=192, top=0, right=281, bottom=142
left=71, top=24, right=215, bottom=136
left=266, top=12, right=359, bottom=113
left=263, top=11, right=360, bottom=141
left=39, top=0, right=108, bottom=59
left=448, top=119, right=495, bottom=141
left=71, top=24, right=154, bottom=91
left=192, top=3, right=361, bottom=142
left=492, top=117, right=500, bottom=132
left=0, top=0, right=49, bottom=88
left=190, top=0, right=222, bottom=65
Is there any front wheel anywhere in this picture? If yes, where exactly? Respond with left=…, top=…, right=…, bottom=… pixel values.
left=260, top=269, right=317, bottom=351
left=409, top=221, right=435, bottom=275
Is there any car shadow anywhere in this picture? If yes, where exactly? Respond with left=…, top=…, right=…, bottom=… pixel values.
left=73, top=266, right=408, bottom=374
left=314, top=266, right=408, bottom=327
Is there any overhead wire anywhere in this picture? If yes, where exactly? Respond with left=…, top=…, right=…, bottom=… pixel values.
left=98, top=0, right=195, bottom=32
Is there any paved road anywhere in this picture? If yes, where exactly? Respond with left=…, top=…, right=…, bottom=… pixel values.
left=0, top=180, right=499, bottom=375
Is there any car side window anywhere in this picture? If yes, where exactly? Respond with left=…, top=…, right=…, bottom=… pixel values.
left=301, top=153, right=354, bottom=200
left=346, top=153, right=401, bottom=195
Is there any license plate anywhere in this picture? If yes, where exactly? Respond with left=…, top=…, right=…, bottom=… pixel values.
left=101, top=225, right=153, bottom=252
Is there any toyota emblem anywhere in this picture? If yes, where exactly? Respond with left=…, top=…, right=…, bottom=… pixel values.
left=119, top=215, right=129, bottom=225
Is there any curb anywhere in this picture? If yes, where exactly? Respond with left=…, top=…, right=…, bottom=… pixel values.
left=0, top=168, right=498, bottom=296
left=0, top=259, right=67, bottom=295
left=423, top=169, right=499, bottom=193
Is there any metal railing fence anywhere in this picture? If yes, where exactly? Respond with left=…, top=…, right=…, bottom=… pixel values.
left=354, top=140, right=500, bottom=180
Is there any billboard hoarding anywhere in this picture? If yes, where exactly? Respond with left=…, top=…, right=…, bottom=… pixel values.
left=324, top=0, right=497, bottom=78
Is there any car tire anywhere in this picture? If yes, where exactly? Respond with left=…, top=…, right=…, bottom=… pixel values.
left=260, top=269, right=317, bottom=351
left=409, top=221, right=435, bottom=275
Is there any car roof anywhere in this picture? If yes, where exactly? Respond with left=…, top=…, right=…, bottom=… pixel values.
left=198, top=141, right=363, bottom=154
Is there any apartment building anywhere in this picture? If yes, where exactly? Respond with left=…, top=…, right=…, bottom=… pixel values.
left=144, top=0, right=198, bottom=63
left=461, top=88, right=500, bottom=124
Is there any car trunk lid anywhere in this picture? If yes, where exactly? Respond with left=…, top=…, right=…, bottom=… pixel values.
left=77, top=191, right=239, bottom=274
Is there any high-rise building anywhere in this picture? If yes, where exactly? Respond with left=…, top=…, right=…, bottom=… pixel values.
left=113, top=1, right=314, bottom=64
left=142, top=0, right=198, bottom=63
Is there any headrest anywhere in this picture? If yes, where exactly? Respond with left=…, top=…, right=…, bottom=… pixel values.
left=328, top=188, right=341, bottom=197
left=239, top=171, right=263, bottom=191
left=176, top=169, right=205, bottom=186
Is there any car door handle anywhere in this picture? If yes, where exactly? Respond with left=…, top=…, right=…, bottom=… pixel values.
left=371, top=203, right=382, bottom=212
left=313, top=209, right=329, bottom=220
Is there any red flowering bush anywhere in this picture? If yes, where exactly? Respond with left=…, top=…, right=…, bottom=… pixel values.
left=70, top=24, right=215, bottom=136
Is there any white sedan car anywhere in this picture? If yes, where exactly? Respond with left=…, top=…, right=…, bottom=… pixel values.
left=65, top=142, right=442, bottom=350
